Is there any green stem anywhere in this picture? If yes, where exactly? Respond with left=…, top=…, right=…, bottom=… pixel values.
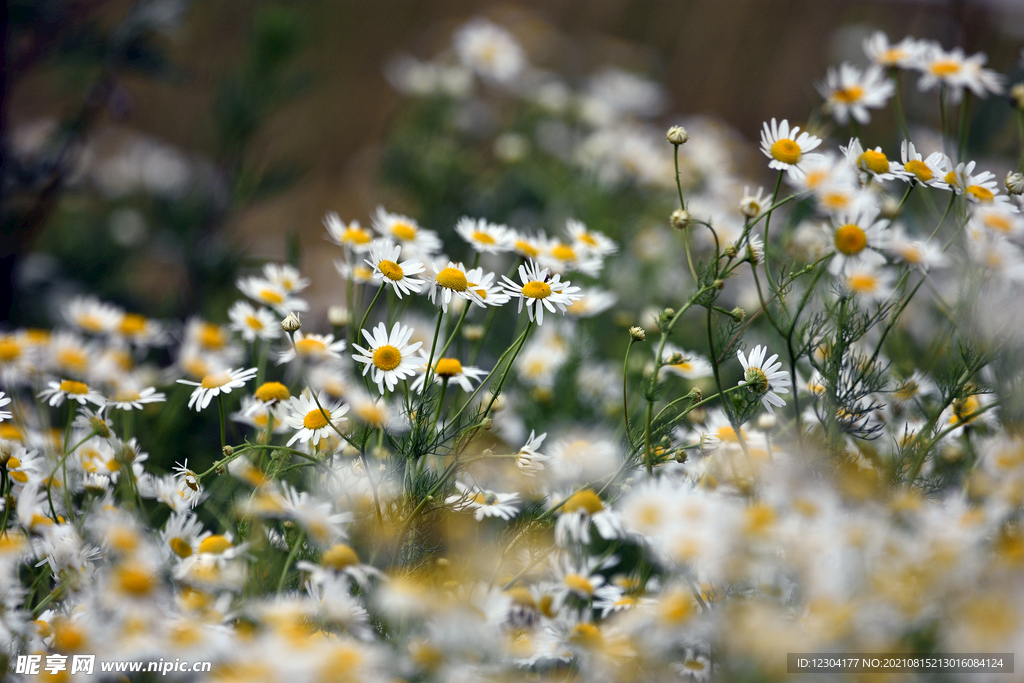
left=217, top=395, right=227, bottom=450
left=623, top=339, right=637, bottom=448
left=276, top=531, right=305, bottom=593
left=357, top=285, right=386, bottom=336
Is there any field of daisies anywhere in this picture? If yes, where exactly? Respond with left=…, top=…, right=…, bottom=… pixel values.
left=6, top=14, right=1024, bottom=683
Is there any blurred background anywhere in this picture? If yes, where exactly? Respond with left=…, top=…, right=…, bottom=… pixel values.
left=4, top=0, right=1024, bottom=330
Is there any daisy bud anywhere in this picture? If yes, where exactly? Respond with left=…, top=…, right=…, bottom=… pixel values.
left=222, top=445, right=233, bottom=456
left=281, top=312, right=301, bottom=332
left=729, top=307, right=746, bottom=323
left=689, top=387, right=703, bottom=403
left=670, top=209, right=691, bottom=231
left=667, top=352, right=685, bottom=365
left=327, top=305, right=350, bottom=327
left=1006, top=171, right=1024, bottom=196
left=1010, top=83, right=1024, bottom=112
left=714, top=279, right=725, bottom=290
left=480, top=418, right=493, bottom=431
left=674, top=449, right=689, bottom=463
left=90, top=416, right=111, bottom=438
left=724, top=244, right=738, bottom=258
left=658, top=309, right=675, bottom=331
left=629, top=326, right=646, bottom=342
left=666, top=125, right=689, bottom=145
left=463, top=324, right=485, bottom=342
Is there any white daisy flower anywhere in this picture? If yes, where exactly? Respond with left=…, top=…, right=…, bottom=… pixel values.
left=661, top=343, right=714, bottom=380
left=453, top=18, right=526, bottom=83
left=968, top=202, right=1024, bottom=238
left=516, top=430, right=550, bottom=476
left=843, top=263, right=897, bottom=306
left=915, top=44, right=1004, bottom=102
left=410, top=356, right=486, bottom=393
left=236, top=276, right=309, bottom=314
left=539, top=237, right=604, bottom=277
left=38, top=379, right=106, bottom=408
left=739, top=185, right=770, bottom=218
left=899, top=141, right=951, bottom=190
left=944, top=160, right=1014, bottom=206
left=428, top=261, right=484, bottom=312
left=565, top=219, right=618, bottom=256
left=232, top=396, right=288, bottom=434
left=737, top=345, right=790, bottom=416
left=228, top=300, right=281, bottom=342
left=841, top=138, right=909, bottom=182
left=263, top=263, right=309, bottom=294
left=446, top=481, right=520, bottom=521
left=0, top=391, right=11, bottom=422
left=176, top=367, right=257, bottom=411
left=759, top=118, right=824, bottom=179
left=283, top=390, right=349, bottom=448
left=371, top=205, right=442, bottom=257
left=825, top=204, right=891, bottom=275
left=107, top=384, right=166, bottom=411
left=817, top=63, right=894, bottom=125
left=863, top=32, right=926, bottom=70
left=346, top=388, right=405, bottom=432
left=161, top=511, right=211, bottom=560
left=334, top=259, right=380, bottom=286
left=324, top=212, right=374, bottom=252
left=365, top=239, right=425, bottom=298
left=501, top=259, right=582, bottom=325
left=351, top=322, right=424, bottom=394
left=277, top=331, right=347, bottom=366
left=455, top=216, right=514, bottom=254
left=465, top=266, right=511, bottom=307
left=509, top=229, right=547, bottom=260
left=888, top=224, right=949, bottom=271
left=63, top=296, right=123, bottom=336
left=280, top=482, right=353, bottom=545
left=565, top=288, right=617, bottom=318
left=171, top=459, right=203, bottom=508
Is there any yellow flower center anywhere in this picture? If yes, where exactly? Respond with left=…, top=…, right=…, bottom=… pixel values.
left=716, top=425, right=741, bottom=443
left=434, top=358, right=463, bottom=377
left=944, top=170, right=959, bottom=187
left=881, top=48, right=905, bottom=65
left=468, top=282, right=487, bottom=299
left=515, top=240, right=539, bottom=257
left=984, top=213, right=1012, bottom=233
left=113, top=389, right=141, bottom=402
left=372, top=345, right=402, bottom=371
left=551, top=244, right=576, bottom=261
left=821, top=192, right=850, bottom=211
left=770, top=138, right=802, bottom=165
left=321, top=543, right=360, bottom=570
left=391, top=221, right=417, bottom=241
left=805, top=169, right=828, bottom=189
left=242, top=314, right=263, bottom=332
left=930, top=60, right=960, bottom=77
left=522, top=281, right=552, bottom=299
left=119, top=314, right=147, bottom=336
left=254, top=381, right=290, bottom=402
left=898, top=244, right=923, bottom=264
left=199, top=323, right=225, bottom=349
left=343, top=227, right=371, bottom=244
left=904, top=159, right=933, bottom=182
left=116, top=564, right=156, bottom=596
left=295, top=338, right=327, bottom=356
left=684, top=659, right=706, bottom=671
left=847, top=273, right=879, bottom=294
left=201, top=373, right=230, bottom=389
left=435, top=267, right=468, bottom=291
left=834, top=224, right=868, bottom=256
left=568, top=623, right=603, bottom=648
left=169, top=537, right=193, bottom=558
left=0, top=338, right=21, bottom=362
left=471, top=230, right=495, bottom=244
left=78, top=314, right=105, bottom=332
left=356, top=403, right=386, bottom=426
left=259, top=288, right=284, bottom=305
left=564, top=573, right=594, bottom=595
left=833, top=86, right=864, bottom=104
left=857, top=149, right=889, bottom=175
left=561, top=489, right=604, bottom=514
left=198, top=535, right=232, bottom=554
left=304, top=408, right=330, bottom=430
left=59, top=380, right=89, bottom=395
left=378, top=260, right=404, bottom=281
left=578, top=232, right=599, bottom=247
left=1, top=425, right=23, bottom=441
left=967, top=185, right=995, bottom=203
left=57, top=348, right=87, bottom=373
